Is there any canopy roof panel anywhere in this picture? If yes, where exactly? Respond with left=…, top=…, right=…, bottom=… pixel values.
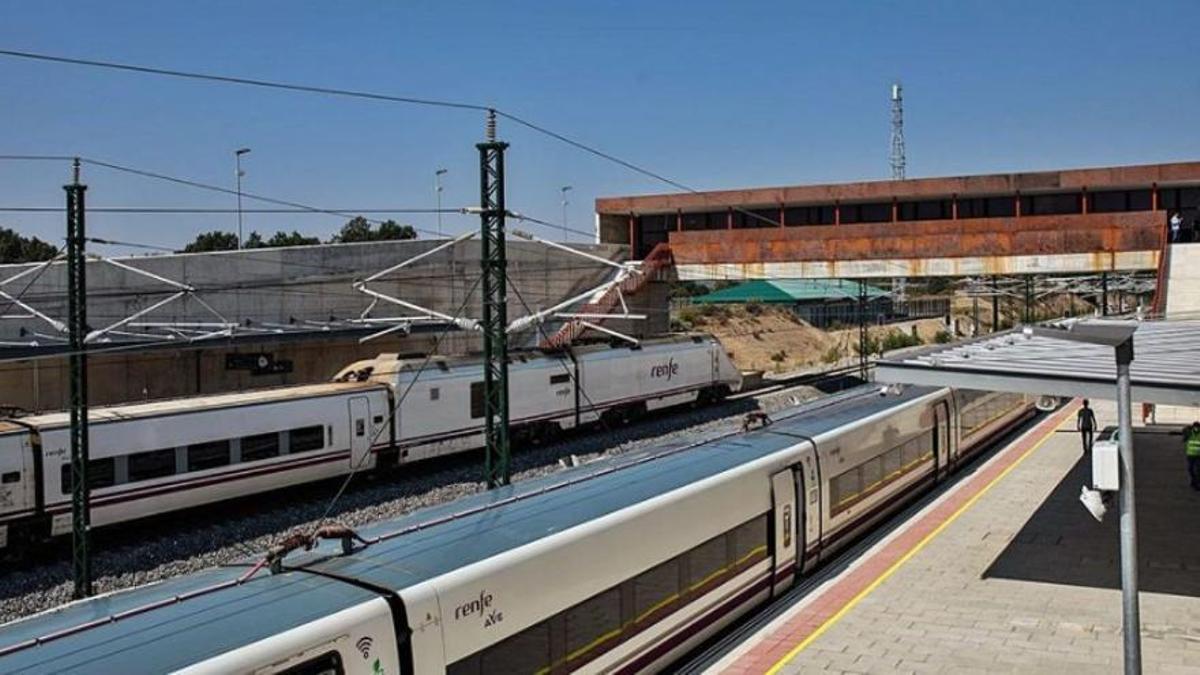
left=876, top=318, right=1200, bottom=406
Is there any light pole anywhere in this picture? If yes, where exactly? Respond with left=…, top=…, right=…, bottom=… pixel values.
left=436, top=168, right=448, bottom=237
left=560, top=185, right=573, bottom=241
left=235, top=148, right=251, bottom=249
left=1031, top=322, right=1140, bottom=674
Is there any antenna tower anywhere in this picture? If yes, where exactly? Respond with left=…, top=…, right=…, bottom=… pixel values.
left=890, top=83, right=906, bottom=180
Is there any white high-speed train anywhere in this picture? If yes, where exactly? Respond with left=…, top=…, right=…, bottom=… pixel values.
left=0, top=383, right=1034, bottom=674
left=0, top=335, right=740, bottom=550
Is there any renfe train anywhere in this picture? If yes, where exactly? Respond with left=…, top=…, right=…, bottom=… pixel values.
left=0, top=335, right=740, bottom=550
left=0, top=384, right=1033, bottom=674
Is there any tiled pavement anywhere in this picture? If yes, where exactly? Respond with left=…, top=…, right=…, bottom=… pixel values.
left=714, top=400, right=1200, bottom=674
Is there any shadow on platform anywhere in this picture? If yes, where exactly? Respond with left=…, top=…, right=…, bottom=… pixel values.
left=983, top=429, right=1200, bottom=598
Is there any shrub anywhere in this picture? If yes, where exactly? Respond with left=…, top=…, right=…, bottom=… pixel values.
left=822, top=346, right=842, bottom=363
left=769, top=349, right=787, bottom=363
left=744, top=300, right=764, bottom=316
left=934, top=330, right=954, bottom=344
left=676, top=305, right=700, bottom=327
left=880, top=329, right=923, bottom=352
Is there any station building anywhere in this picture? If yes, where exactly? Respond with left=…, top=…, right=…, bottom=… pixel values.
left=595, top=161, right=1200, bottom=279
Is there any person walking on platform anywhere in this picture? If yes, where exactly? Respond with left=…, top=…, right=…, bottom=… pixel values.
left=1170, top=211, right=1183, bottom=242
left=1185, top=421, right=1200, bottom=491
left=1077, top=399, right=1097, bottom=454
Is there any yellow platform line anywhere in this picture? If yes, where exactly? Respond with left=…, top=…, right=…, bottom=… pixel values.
left=764, top=407, right=1074, bottom=675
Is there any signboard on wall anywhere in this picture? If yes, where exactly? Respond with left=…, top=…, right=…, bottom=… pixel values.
left=225, top=352, right=294, bottom=376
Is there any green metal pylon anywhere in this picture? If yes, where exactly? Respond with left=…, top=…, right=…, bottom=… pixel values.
left=65, top=158, right=92, bottom=599
left=477, top=111, right=511, bottom=488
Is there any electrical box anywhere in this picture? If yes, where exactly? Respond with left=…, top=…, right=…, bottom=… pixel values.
left=1092, top=441, right=1119, bottom=491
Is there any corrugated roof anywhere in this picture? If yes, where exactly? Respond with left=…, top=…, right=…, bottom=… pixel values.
left=877, top=318, right=1200, bottom=406
left=693, top=279, right=888, bottom=304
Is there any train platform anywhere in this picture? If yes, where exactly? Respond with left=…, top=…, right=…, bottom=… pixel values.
left=709, top=400, right=1200, bottom=674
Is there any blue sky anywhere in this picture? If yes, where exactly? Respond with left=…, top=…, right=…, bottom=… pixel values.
left=1, top=1, right=1197, bottom=252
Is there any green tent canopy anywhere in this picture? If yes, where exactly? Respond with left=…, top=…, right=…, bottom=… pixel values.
left=692, top=279, right=888, bottom=304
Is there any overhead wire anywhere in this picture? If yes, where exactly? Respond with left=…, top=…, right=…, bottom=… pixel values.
left=0, top=49, right=783, bottom=228
left=0, top=49, right=488, bottom=113
left=311, top=272, right=485, bottom=530
left=0, top=207, right=464, bottom=214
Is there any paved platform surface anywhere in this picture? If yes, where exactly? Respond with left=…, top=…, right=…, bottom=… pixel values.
left=713, top=400, right=1200, bottom=674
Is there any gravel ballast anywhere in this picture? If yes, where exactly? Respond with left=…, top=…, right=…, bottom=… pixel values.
left=0, top=386, right=820, bottom=624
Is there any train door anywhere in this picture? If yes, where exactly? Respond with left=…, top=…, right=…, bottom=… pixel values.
left=934, top=400, right=951, bottom=480
left=710, top=344, right=720, bottom=384
left=770, top=470, right=798, bottom=596
left=349, top=396, right=372, bottom=469
left=795, top=457, right=819, bottom=572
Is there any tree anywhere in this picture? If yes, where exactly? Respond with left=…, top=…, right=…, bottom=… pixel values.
left=264, top=230, right=320, bottom=247
left=243, top=231, right=265, bottom=249
left=332, top=217, right=417, bottom=243
left=0, top=227, right=58, bottom=263
left=181, top=230, right=239, bottom=253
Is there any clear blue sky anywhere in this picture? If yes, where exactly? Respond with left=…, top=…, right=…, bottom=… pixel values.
left=1, top=1, right=1197, bottom=253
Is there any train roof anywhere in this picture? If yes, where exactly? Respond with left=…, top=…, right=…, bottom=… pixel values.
left=0, top=383, right=940, bottom=671
left=333, top=333, right=717, bottom=380
left=285, top=384, right=940, bottom=590
left=9, top=381, right=382, bottom=430
left=0, top=566, right=378, bottom=674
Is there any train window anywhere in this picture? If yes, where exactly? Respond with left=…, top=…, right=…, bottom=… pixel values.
left=241, top=432, right=280, bottom=462
left=733, top=515, right=769, bottom=568
left=830, top=469, right=860, bottom=513
left=470, top=382, right=485, bottom=419
left=1, top=471, right=17, bottom=484
left=479, top=621, right=550, bottom=674
left=187, top=440, right=231, bottom=472
left=860, top=457, right=883, bottom=493
left=128, top=448, right=177, bottom=483
left=564, top=587, right=621, bottom=665
left=633, top=559, right=680, bottom=623
left=59, top=457, right=116, bottom=492
left=430, top=387, right=440, bottom=401
left=882, top=446, right=903, bottom=480
left=289, top=426, right=324, bottom=453
left=550, top=373, right=571, bottom=385
left=685, top=534, right=729, bottom=593
left=275, top=650, right=344, bottom=675
left=445, top=655, right=479, bottom=675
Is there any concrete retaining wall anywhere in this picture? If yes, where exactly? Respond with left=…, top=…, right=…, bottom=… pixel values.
left=0, top=239, right=647, bottom=411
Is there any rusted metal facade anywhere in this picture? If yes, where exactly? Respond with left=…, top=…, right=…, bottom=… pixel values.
left=596, top=161, right=1200, bottom=278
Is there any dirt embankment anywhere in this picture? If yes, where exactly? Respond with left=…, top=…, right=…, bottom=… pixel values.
left=676, top=304, right=947, bottom=373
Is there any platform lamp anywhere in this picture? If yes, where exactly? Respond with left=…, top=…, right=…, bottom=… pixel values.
left=1028, top=322, right=1140, bottom=674
left=435, top=168, right=448, bottom=237
left=235, top=148, right=251, bottom=249
left=560, top=185, right=573, bottom=242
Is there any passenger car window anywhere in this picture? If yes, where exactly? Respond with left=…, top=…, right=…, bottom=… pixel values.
left=470, top=381, right=485, bottom=419
left=732, top=515, right=769, bottom=567
left=289, top=426, right=324, bottom=453
left=686, top=535, right=728, bottom=592
left=480, top=621, right=550, bottom=674
left=565, top=587, right=621, bottom=664
left=633, top=559, right=680, bottom=622
left=128, top=448, right=177, bottom=482
left=241, top=432, right=280, bottom=462
left=187, top=440, right=231, bottom=472
left=59, top=457, right=117, bottom=491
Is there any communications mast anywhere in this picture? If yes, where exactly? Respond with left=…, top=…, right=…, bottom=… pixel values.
left=890, top=83, right=906, bottom=181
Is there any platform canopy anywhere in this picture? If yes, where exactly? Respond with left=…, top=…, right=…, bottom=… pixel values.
left=876, top=318, right=1200, bottom=406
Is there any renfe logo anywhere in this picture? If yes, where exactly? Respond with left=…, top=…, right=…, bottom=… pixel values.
left=650, top=357, right=679, bottom=381
left=455, top=590, right=503, bottom=627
